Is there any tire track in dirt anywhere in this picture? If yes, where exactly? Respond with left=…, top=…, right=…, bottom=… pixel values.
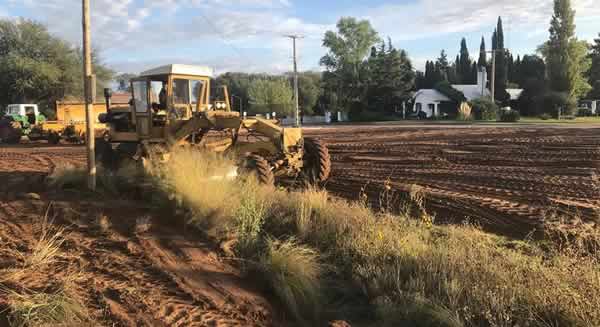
left=0, top=144, right=278, bottom=326
left=308, top=125, right=600, bottom=237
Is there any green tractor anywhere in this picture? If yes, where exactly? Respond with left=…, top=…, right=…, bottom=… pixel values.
left=0, top=104, right=46, bottom=143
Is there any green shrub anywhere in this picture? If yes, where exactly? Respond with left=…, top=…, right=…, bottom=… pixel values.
left=539, top=113, right=552, bottom=120
left=577, top=108, right=593, bottom=117
left=469, top=97, right=498, bottom=120
left=499, top=110, right=520, bottom=122
left=539, top=92, right=573, bottom=117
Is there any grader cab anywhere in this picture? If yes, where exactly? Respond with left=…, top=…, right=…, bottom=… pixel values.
left=97, top=64, right=330, bottom=184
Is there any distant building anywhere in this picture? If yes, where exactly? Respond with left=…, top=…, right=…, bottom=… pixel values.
left=413, top=68, right=490, bottom=118
left=111, top=92, right=131, bottom=104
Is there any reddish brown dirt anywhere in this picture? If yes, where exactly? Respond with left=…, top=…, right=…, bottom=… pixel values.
left=0, top=144, right=279, bottom=326
left=306, top=125, right=600, bottom=237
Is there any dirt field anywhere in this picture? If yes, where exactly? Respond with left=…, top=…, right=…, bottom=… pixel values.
left=1, top=124, right=599, bottom=324
left=0, top=145, right=278, bottom=326
left=306, top=124, right=600, bottom=237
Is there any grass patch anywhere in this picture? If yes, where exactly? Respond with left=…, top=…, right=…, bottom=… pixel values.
left=4, top=290, right=89, bottom=327
left=46, top=162, right=141, bottom=196
left=258, top=238, right=321, bottom=322
left=0, top=213, right=93, bottom=327
left=145, top=147, right=241, bottom=227
left=125, top=148, right=600, bottom=325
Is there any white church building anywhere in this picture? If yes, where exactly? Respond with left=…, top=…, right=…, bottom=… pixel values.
left=413, top=67, right=491, bottom=118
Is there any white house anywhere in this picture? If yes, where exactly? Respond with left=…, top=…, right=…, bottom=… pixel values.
left=413, top=67, right=490, bottom=117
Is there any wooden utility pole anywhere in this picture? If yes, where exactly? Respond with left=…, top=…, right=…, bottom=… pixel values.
left=82, top=0, right=96, bottom=190
left=285, top=35, right=303, bottom=127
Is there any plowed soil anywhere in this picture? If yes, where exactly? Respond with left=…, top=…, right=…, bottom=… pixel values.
left=1, top=124, right=599, bottom=324
left=305, top=124, right=600, bottom=237
left=0, top=144, right=278, bottom=326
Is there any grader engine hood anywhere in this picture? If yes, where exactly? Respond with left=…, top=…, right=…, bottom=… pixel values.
left=282, top=127, right=302, bottom=153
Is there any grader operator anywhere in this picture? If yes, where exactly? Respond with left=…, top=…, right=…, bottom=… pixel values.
left=97, top=64, right=331, bottom=185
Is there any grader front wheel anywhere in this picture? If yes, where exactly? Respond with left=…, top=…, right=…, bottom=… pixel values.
left=245, top=154, right=274, bottom=186
left=303, top=138, right=331, bottom=184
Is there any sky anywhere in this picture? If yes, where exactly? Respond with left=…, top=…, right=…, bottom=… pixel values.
left=1, top=0, right=599, bottom=75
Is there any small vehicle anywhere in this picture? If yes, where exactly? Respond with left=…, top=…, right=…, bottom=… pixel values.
left=0, top=104, right=46, bottom=143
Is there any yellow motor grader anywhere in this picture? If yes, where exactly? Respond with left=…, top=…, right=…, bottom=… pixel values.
left=97, top=64, right=330, bottom=184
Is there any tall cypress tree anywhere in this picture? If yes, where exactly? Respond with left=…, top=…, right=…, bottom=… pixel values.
left=589, top=34, right=600, bottom=98
left=459, top=38, right=472, bottom=84
left=508, top=53, right=515, bottom=84
left=514, top=55, right=522, bottom=87
left=453, top=55, right=461, bottom=84
left=478, top=36, right=487, bottom=67
left=492, top=17, right=510, bottom=103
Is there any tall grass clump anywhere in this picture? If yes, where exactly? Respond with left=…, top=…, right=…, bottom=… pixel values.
left=146, top=149, right=325, bottom=321
left=1, top=214, right=92, bottom=326
left=259, top=238, right=321, bottom=322
left=46, top=162, right=141, bottom=196
left=145, top=147, right=241, bottom=227
left=4, top=290, right=90, bottom=327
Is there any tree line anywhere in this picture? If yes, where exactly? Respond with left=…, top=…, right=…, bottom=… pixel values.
left=418, top=0, right=600, bottom=117
left=2, top=0, right=600, bottom=120
left=0, top=19, right=113, bottom=117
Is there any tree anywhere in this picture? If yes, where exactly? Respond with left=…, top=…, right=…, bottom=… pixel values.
left=516, top=55, right=547, bottom=116
left=115, top=73, right=136, bottom=92
left=539, top=0, right=591, bottom=112
left=296, top=72, right=321, bottom=115
left=436, top=50, right=450, bottom=81
left=492, top=17, right=510, bottom=104
left=0, top=19, right=113, bottom=112
left=588, top=33, right=600, bottom=98
left=452, top=55, right=461, bottom=84
left=320, top=17, right=379, bottom=110
left=248, top=78, right=293, bottom=116
left=459, top=38, right=474, bottom=84
left=366, top=39, right=415, bottom=112
left=518, top=55, right=546, bottom=85
left=478, top=36, right=487, bottom=67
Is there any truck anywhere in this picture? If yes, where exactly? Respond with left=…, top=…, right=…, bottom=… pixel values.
left=0, top=104, right=46, bottom=143
left=0, top=100, right=128, bottom=144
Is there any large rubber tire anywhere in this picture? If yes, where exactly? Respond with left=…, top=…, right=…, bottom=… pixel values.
left=48, top=132, right=61, bottom=145
left=303, top=138, right=331, bottom=184
left=95, top=138, right=116, bottom=169
left=245, top=154, right=274, bottom=186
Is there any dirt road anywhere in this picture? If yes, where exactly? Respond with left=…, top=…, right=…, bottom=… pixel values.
left=0, top=144, right=278, bottom=326
left=306, top=124, right=600, bottom=237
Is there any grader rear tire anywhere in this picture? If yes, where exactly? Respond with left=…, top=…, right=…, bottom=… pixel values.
left=303, top=138, right=331, bottom=184
left=246, top=154, right=274, bottom=186
left=0, top=120, right=22, bottom=144
left=48, top=132, right=60, bottom=145
left=95, top=138, right=116, bottom=169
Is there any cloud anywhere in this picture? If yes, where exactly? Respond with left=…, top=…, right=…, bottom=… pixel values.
left=7, top=0, right=600, bottom=74
left=8, top=0, right=326, bottom=74
left=362, top=0, right=600, bottom=41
